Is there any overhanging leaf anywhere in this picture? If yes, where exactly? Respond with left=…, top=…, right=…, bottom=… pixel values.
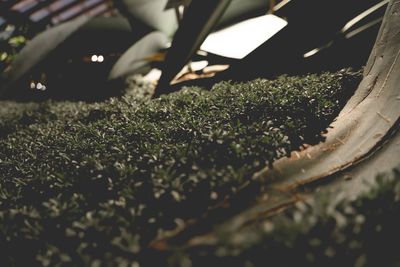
left=114, top=0, right=178, bottom=36
left=0, top=16, right=90, bottom=96
left=155, top=0, right=232, bottom=96
left=108, top=31, right=169, bottom=80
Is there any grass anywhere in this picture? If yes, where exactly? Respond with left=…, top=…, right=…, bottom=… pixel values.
left=0, top=70, right=361, bottom=266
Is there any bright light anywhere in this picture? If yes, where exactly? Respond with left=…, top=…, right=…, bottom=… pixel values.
left=189, top=60, right=208, bottom=72
left=143, top=68, right=162, bottom=83
left=91, top=55, right=98, bottom=62
left=174, top=60, right=209, bottom=81
left=201, top=14, right=288, bottom=59
left=97, top=55, right=104, bottom=62
left=178, top=5, right=185, bottom=15
left=30, top=82, right=35, bottom=89
left=303, top=48, right=320, bottom=58
left=36, top=83, right=43, bottom=90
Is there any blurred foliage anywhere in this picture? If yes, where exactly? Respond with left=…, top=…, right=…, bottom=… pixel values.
left=0, top=70, right=360, bottom=266
left=0, top=23, right=30, bottom=74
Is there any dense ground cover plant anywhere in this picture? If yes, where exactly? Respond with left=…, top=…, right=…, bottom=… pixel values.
left=173, top=167, right=400, bottom=267
left=0, top=70, right=360, bottom=266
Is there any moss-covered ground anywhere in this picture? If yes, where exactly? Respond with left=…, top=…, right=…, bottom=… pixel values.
left=0, top=70, right=374, bottom=266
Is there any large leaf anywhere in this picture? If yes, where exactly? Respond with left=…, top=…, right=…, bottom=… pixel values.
left=115, top=0, right=272, bottom=94
left=154, top=0, right=232, bottom=95
left=217, top=0, right=269, bottom=29
left=114, top=0, right=178, bottom=36
left=0, top=16, right=90, bottom=96
left=108, top=31, right=169, bottom=80
left=164, top=0, right=191, bottom=9
left=63, top=16, right=142, bottom=56
left=164, top=0, right=268, bottom=22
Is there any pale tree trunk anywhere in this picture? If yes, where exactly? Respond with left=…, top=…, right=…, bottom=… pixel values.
left=151, top=0, right=400, bottom=248
left=257, top=0, right=400, bottom=194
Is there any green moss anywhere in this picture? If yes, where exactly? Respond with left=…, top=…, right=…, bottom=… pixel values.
left=0, top=70, right=360, bottom=266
